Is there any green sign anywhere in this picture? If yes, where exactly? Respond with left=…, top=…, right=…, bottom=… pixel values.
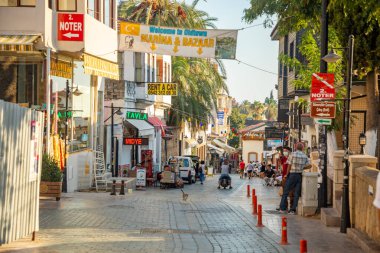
left=314, top=118, right=332, bottom=125
left=58, top=111, right=73, bottom=119
left=126, top=111, right=148, bottom=120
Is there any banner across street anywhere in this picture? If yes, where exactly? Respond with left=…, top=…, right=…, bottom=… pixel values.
left=119, top=22, right=238, bottom=59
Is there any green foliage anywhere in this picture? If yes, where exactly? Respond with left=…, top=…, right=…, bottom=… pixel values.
left=41, top=154, right=62, bottom=182
left=119, top=0, right=228, bottom=128
left=230, top=107, right=246, bottom=129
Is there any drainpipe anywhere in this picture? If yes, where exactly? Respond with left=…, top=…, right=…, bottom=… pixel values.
left=46, top=47, right=51, bottom=155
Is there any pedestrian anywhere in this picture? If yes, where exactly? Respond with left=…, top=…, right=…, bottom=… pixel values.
left=247, top=161, right=254, bottom=179
left=276, top=148, right=294, bottom=210
left=373, top=171, right=380, bottom=220
left=218, top=159, right=232, bottom=189
left=263, top=164, right=275, bottom=186
left=279, top=143, right=311, bottom=214
left=199, top=160, right=206, bottom=185
left=239, top=160, right=245, bottom=179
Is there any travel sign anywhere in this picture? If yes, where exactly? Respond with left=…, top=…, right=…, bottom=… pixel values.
left=310, top=73, right=335, bottom=102
left=126, top=111, right=148, bottom=120
left=57, top=13, right=84, bottom=41
left=311, top=102, right=336, bottom=119
left=119, top=22, right=238, bottom=59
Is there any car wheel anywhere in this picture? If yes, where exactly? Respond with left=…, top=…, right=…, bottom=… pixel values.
left=188, top=175, right=192, bottom=184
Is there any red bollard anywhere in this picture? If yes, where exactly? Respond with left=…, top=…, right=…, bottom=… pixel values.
left=247, top=184, right=250, bottom=197
left=252, top=195, right=258, bottom=215
left=300, top=240, right=307, bottom=253
left=280, top=216, right=289, bottom=245
left=252, top=188, right=256, bottom=197
left=256, top=204, right=264, bottom=227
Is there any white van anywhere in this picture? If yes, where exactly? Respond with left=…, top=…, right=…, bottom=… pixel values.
left=168, top=156, right=196, bottom=184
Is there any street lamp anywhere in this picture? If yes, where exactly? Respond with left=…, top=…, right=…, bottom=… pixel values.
left=63, top=80, right=82, bottom=193
left=322, top=34, right=354, bottom=233
left=359, top=133, right=366, bottom=154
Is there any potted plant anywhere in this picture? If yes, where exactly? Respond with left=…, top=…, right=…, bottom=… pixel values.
left=40, top=154, right=63, bottom=201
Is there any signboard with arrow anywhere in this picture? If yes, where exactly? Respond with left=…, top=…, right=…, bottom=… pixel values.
left=310, top=73, right=335, bottom=102
left=314, top=118, right=332, bottom=125
left=311, top=102, right=336, bottom=119
left=57, top=13, right=84, bottom=42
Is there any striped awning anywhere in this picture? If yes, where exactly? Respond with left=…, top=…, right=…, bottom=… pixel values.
left=83, top=53, right=120, bottom=80
left=0, top=35, right=40, bottom=52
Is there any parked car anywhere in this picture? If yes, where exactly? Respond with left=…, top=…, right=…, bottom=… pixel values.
left=168, top=156, right=196, bottom=184
left=184, top=155, right=200, bottom=180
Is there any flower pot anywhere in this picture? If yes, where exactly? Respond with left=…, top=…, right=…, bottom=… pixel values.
left=40, top=181, right=62, bottom=201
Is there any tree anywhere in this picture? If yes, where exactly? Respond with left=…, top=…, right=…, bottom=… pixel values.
left=228, top=107, right=246, bottom=148
left=118, top=0, right=228, bottom=128
left=250, top=101, right=265, bottom=120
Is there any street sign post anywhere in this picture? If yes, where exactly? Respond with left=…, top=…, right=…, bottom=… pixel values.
left=311, top=102, right=336, bottom=118
left=314, top=118, right=332, bottom=125
left=311, top=73, right=335, bottom=102
left=57, top=13, right=84, bottom=41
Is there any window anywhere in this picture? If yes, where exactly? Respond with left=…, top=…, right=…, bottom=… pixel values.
left=57, top=0, right=76, bottom=11
left=87, top=0, right=100, bottom=20
left=48, top=0, right=52, bottom=8
left=103, top=0, right=114, bottom=28
left=289, top=42, right=294, bottom=72
left=279, top=61, right=283, bottom=78
left=0, top=0, right=36, bottom=6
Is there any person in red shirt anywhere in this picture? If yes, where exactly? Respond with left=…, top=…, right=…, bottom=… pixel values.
left=239, top=160, right=245, bottom=179
left=277, top=148, right=294, bottom=210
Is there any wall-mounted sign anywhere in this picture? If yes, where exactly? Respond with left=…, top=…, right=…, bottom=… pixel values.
left=311, top=102, right=336, bottom=118
left=57, top=13, right=84, bottom=41
left=147, top=83, right=178, bottom=96
left=119, top=22, right=238, bottom=59
left=314, top=118, right=332, bottom=125
left=217, top=111, right=224, bottom=125
left=123, top=138, right=149, bottom=145
left=126, top=111, right=148, bottom=120
left=310, top=73, right=335, bottom=102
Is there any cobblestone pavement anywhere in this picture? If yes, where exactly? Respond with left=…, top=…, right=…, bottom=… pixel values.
left=0, top=175, right=362, bottom=253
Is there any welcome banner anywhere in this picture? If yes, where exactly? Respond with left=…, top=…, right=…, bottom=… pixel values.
left=119, top=22, right=238, bottom=59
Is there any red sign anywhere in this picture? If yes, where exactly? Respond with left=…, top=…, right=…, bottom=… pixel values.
left=57, top=13, right=84, bottom=41
left=123, top=138, right=149, bottom=145
left=311, top=102, right=336, bottom=118
left=310, top=73, right=335, bottom=102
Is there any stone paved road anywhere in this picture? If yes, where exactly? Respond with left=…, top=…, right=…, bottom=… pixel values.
left=0, top=174, right=362, bottom=253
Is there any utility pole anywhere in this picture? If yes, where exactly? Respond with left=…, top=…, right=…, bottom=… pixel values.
left=318, top=0, right=329, bottom=209
left=111, top=103, right=115, bottom=177
left=63, top=80, right=69, bottom=193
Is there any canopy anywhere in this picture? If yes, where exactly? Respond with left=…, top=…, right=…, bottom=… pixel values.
left=207, top=144, right=224, bottom=156
left=126, top=119, right=154, bottom=136
left=212, top=139, right=235, bottom=153
left=0, top=34, right=40, bottom=52
left=184, top=138, right=198, bottom=148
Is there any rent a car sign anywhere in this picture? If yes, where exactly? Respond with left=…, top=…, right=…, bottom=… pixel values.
left=57, top=13, right=84, bottom=41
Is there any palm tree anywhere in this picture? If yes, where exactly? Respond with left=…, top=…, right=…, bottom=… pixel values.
left=119, top=0, right=228, bottom=128
left=250, top=101, right=265, bottom=120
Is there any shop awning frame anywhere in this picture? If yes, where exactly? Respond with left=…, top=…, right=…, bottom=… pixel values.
left=0, top=34, right=40, bottom=52
left=126, top=119, right=154, bottom=136
left=212, top=139, right=236, bottom=153
left=207, top=144, right=224, bottom=156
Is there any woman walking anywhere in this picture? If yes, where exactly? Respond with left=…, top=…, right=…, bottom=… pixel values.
left=200, top=161, right=206, bottom=185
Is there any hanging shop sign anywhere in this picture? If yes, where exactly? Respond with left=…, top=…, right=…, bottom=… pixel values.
left=147, top=83, right=178, bottom=96
left=310, top=73, right=335, bottom=102
left=217, top=111, right=224, bottom=125
left=83, top=53, right=120, bottom=80
left=126, top=111, right=148, bottom=120
left=265, top=127, right=285, bottom=139
left=301, top=115, right=314, bottom=126
left=123, top=138, right=149, bottom=145
left=57, top=111, right=73, bottom=119
left=311, top=102, right=336, bottom=118
left=314, top=118, right=332, bottom=125
left=57, top=13, right=84, bottom=41
left=119, top=22, right=238, bottom=59
left=50, top=58, right=73, bottom=79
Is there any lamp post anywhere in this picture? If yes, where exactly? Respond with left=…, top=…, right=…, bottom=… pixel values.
left=359, top=133, right=366, bottom=154
left=322, top=34, right=355, bottom=233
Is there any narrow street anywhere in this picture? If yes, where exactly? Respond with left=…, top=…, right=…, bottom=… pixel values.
left=0, top=175, right=362, bottom=253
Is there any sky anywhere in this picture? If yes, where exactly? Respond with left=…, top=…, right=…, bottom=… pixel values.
left=184, top=0, right=279, bottom=103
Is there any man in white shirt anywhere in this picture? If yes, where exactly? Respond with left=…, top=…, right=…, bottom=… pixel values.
left=218, top=159, right=232, bottom=189
left=373, top=172, right=380, bottom=220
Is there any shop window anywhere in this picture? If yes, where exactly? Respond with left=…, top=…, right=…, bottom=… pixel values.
left=57, top=0, right=76, bottom=11
left=87, top=0, right=100, bottom=20
left=17, top=64, right=38, bottom=105
left=0, top=0, right=36, bottom=6
left=103, top=0, right=114, bottom=28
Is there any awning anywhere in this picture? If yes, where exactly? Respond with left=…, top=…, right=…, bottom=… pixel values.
left=0, top=34, right=40, bottom=52
left=212, top=139, right=236, bottom=153
left=207, top=144, right=224, bottom=156
left=148, top=116, right=166, bottom=136
left=127, top=119, right=154, bottom=136
left=185, top=138, right=198, bottom=148
left=83, top=53, right=120, bottom=80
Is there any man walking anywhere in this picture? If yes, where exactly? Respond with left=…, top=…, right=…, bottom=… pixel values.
left=239, top=160, right=245, bottom=179
left=280, top=143, right=310, bottom=214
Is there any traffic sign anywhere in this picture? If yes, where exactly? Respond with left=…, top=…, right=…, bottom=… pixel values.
left=57, top=13, right=84, bottom=41
left=310, top=73, right=335, bottom=102
left=311, top=102, right=336, bottom=118
left=314, top=118, right=332, bottom=125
